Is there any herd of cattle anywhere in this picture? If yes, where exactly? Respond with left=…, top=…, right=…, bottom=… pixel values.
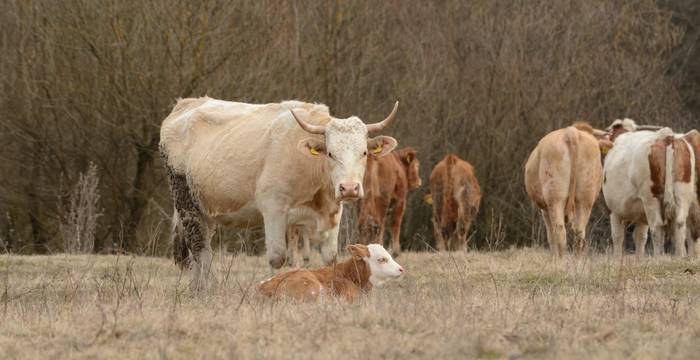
left=159, top=97, right=700, bottom=291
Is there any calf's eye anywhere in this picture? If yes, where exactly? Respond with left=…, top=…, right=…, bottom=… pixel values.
left=378, top=257, right=388, bottom=264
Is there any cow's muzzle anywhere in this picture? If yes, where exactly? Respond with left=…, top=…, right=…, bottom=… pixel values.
left=339, top=182, right=360, bottom=200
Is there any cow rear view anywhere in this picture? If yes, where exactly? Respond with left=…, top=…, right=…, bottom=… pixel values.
left=604, top=128, right=697, bottom=256
left=428, top=154, right=481, bottom=251
left=525, top=123, right=612, bottom=256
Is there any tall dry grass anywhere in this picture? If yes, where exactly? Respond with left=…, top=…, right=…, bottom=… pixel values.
left=1, top=249, right=699, bottom=358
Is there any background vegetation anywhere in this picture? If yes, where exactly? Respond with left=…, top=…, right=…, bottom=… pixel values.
left=1, top=0, right=698, bottom=256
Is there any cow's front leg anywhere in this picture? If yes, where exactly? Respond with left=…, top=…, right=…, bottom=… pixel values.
left=320, top=225, right=340, bottom=265
left=260, top=200, right=289, bottom=269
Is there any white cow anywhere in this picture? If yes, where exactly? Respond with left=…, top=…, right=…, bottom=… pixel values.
left=160, top=97, right=399, bottom=290
left=603, top=126, right=697, bottom=257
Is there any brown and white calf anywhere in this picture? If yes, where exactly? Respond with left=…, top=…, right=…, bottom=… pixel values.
left=257, top=244, right=404, bottom=302
left=357, top=147, right=422, bottom=257
left=525, top=123, right=613, bottom=256
left=603, top=127, right=697, bottom=257
left=427, top=154, right=482, bottom=251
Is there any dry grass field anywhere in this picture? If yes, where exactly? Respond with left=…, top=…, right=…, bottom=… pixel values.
left=1, top=248, right=700, bottom=359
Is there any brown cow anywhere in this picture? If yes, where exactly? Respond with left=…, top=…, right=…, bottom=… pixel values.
left=525, top=123, right=612, bottom=256
left=357, top=147, right=422, bottom=257
left=427, top=154, right=481, bottom=251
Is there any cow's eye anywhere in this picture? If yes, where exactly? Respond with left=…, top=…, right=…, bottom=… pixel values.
left=362, top=151, right=367, bottom=157
left=378, top=257, right=388, bottom=264
left=328, top=152, right=333, bottom=159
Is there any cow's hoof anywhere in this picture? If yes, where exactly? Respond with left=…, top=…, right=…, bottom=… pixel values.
left=269, top=256, right=285, bottom=269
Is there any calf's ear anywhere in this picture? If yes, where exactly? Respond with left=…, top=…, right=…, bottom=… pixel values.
left=297, top=138, right=327, bottom=158
left=346, top=244, right=370, bottom=259
left=367, top=136, right=397, bottom=158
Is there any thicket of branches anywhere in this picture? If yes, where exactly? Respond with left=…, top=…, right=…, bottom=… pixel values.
left=0, top=0, right=697, bottom=255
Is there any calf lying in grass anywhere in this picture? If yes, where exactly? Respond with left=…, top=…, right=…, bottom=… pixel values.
left=257, top=244, right=404, bottom=302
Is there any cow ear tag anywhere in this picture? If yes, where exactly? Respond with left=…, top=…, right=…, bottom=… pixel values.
left=600, top=147, right=608, bottom=155
left=372, top=145, right=383, bottom=154
left=424, top=194, right=433, bottom=205
left=309, top=146, right=320, bottom=156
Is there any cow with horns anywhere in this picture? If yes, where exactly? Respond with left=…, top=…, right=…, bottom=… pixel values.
left=159, top=97, right=399, bottom=290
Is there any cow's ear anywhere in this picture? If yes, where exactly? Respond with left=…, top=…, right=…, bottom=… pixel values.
left=346, top=244, right=370, bottom=259
left=297, top=138, right=327, bottom=157
left=599, top=139, right=614, bottom=155
left=404, top=150, right=416, bottom=164
left=367, top=136, right=397, bottom=158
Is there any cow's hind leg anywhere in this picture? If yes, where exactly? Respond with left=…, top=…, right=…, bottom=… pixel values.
left=546, top=206, right=566, bottom=257
left=540, top=210, right=554, bottom=253
left=610, top=213, right=625, bottom=257
left=388, top=200, right=406, bottom=258
left=633, top=223, right=649, bottom=258
left=432, top=216, right=447, bottom=252
left=166, top=166, right=214, bottom=292
left=673, top=220, right=688, bottom=257
left=571, top=205, right=592, bottom=256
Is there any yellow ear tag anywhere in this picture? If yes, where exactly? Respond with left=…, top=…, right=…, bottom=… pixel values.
left=600, top=147, right=608, bottom=155
left=310, top=147, right=320, bottom=156
left=424, top=194, right=433, bottom=205
left=372, top=145, right=383, bottom=154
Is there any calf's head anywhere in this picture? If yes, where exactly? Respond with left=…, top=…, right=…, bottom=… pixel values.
left=292, top=102, right=399, bottom=200
left=347, top=243, right=404, bottom=287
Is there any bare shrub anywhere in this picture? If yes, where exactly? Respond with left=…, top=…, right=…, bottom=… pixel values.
left=0, top=0, right=697, bottom=254
left=60, top=163, right=102, bottom=253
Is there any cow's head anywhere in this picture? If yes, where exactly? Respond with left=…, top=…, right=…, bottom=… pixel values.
left=574, top=121, right=615, bottom=155
left=396, top=147, right=422, bottom=189
left=605, top=118, right=665, bottom=143
left=292, top=102, right=399, bottom=201
left=606, top=118, right=638, bottom=142
left=347, top=243, right=404, bottom=287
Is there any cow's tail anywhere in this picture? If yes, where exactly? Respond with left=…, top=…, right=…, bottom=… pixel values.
left=564, top=127, right=579, bottom=222
left=663, top=139, right=676, bottom=226
left=445, top=155, right=460, bottom=221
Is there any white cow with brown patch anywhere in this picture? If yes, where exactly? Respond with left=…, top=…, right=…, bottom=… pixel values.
left=603, top=127, right=697, bottom=257
left=525, top=123, right=613, bottom=256
left=160, top=97, right=399, bottom=290
left=682, top=130, right=700, bottom=256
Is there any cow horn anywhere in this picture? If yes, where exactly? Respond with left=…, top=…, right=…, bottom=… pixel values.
left=636, top=125, right=664, bottom=131
left=366, top=101, right=399, bottom=133
left=290, top=109, right=326, bottom=135
left=592, top=129, right=609, bottom=137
